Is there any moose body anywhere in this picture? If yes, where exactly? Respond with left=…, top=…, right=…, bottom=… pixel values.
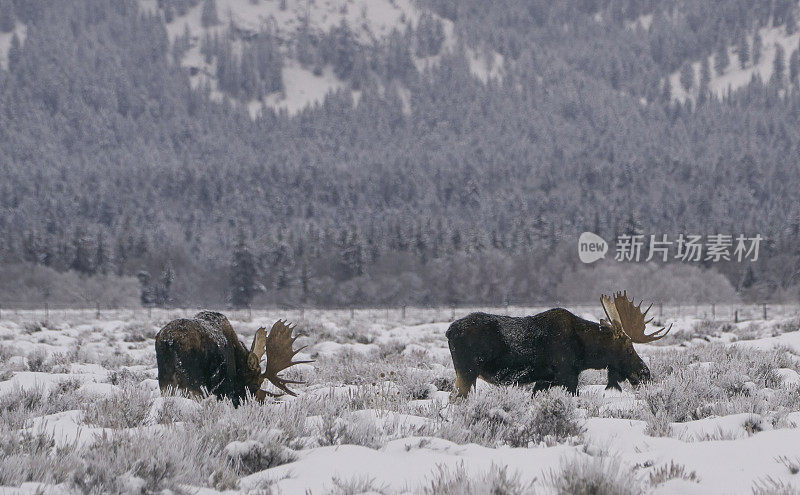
left=155, top=311, right=308, bottom=406
left=446, top=306, right=655, bottom=397
left=155, top=312, right=259, bottom=405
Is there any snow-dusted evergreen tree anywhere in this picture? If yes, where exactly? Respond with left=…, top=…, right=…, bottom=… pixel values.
left=230, top=230, right=256, bottom=308
left=7, top=33, right=20, bottom=71
left=157, top=263, right=175, bottom=307
left=0, top=0, right=15, bottom=33
left=661, top=78, right=672, bottom=102
left=773, top=43, right=786, bottom=84
left=70, top=228, right=93, bottom=275
left=385, top=28, right=414, bottom=80
left=790, top=48, right=800, bottom=83
left=714, top=41, right=729, bottom=75
left=753, top=32, right=763, bottom=64
left=679, top=62, right=694, bottom=91
left=787, top=10, right=797, bottom=35
left=415, top=13, right=445, bottom=57
left=339, top=230, right=365, bottom=278
left=736, top=30, right=750, bottom=68
left=137, top=271, right=154, bottom=307
left=94, top=232, right=109, bottom=275
left=201, top=0, right=218, bottom=27
left=698, top=56, right=711, bottom=104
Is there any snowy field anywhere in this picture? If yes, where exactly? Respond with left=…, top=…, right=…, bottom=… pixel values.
left=2, top=305, right=800, bottom=494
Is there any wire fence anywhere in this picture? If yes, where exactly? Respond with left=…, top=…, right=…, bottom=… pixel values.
left=0, top=302, right=797, bottom=327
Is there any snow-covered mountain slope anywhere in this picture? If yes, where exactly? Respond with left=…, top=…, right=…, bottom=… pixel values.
left=137, top=0, right=505, bottom=117
left=140, top=0, right=424, bottom=45
left=670, top=24, right=800, bottom=103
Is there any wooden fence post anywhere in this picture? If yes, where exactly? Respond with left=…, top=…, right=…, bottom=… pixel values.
left=763, top=303, right=768, bottom=320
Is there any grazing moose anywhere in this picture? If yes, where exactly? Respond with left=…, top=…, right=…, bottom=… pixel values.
left=155, top=311, right=310, bottom=406
left=446, top=291, right=672, bottom=397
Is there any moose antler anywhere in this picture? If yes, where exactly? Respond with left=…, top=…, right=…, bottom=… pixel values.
left=261, top=320, right=312, bottom=397
left=601, top=290, right=672, bottom=343
left=250, top=327, right=268, bottom=360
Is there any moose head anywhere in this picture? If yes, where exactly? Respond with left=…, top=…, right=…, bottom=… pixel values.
left=155, top=313, right=312, bottom=405
left=599, top=291, right=673, bottom=389
left=246, top=319, right=313, bottom=400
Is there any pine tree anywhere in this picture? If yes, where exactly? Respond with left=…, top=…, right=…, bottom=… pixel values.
left=609, top=56, right=621, bottom=89
left=332, top=20, right=355, bottom=80
left=201, top=0, right=219, bottom=27
left=787, top=10, right=797, bottom=35
left=679, top=61, right=694, bottom=91
left=174, top=0, right=190, bottom=15
left=300, top=263, right=310, bottom=301
left=698, top=57, right=711, bottom=104
left=385, top=29, right=414, bottom=80
left=661, top=78, right=672, bottom=102
left=714, top=41, right=729, bottom=75
left=164, top=4, right=174, bottom=23
left=736, top=30, right=750, bottom=68
left=230, top=230, right=256, bottom=308
left=8, top=33, right=20, bottom=71
left=137, top=271, right=154, bottom=307
left=158, top=263, right=175, bottom=307
left=95, top=232, right=108, bottom=275
left=753, top=32, right=762, bottom=64
left=339, top=230, right=365, bottom=278
left=70, top=228, right=94, bottom=275
left=0, top=0, right=15, bottom=33
left=415, top=14, right=445, bottom=57
left=790, top=48, right=800, bottom=83
left=350, top=52, right=369, bottom=90
left=772, top=43, right=786, bottom=84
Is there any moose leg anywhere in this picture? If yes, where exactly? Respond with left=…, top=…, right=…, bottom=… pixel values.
left=606, top=368, right=623, bottom=391
left=560, top=375, right=579, bottom=395
left=452, top=370, right=477, bottom=399
left=548, top=369, right=580, bottom=395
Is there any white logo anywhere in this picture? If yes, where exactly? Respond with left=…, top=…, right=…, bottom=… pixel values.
left=578, top=232, right=608, bottom=264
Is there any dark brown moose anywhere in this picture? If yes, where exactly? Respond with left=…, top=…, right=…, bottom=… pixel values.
left=155, top=311, right=310, bottom=405
left=446, top=291, right=672, bottom=397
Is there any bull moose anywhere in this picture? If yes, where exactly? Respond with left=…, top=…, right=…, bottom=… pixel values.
left=446, top=291, right=672, bottom=397
left=155, top=311, right=310, bottom=405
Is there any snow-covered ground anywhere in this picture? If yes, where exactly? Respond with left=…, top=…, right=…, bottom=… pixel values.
left=1, top=305, right=800, bottom=493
